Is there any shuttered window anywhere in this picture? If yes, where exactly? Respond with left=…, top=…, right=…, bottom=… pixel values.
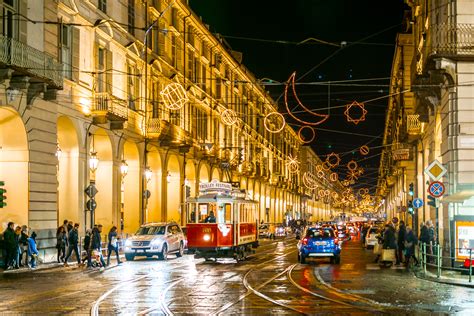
left=128, top=0, right=135, bottom=36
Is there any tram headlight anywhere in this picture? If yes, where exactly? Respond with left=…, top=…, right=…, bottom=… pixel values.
left=203, top=234, right=211, bottom=241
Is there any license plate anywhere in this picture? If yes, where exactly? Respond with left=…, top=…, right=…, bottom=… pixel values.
left=315, top=241, right=327, bottom=246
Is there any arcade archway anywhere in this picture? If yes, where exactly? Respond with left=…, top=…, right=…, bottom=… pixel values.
left=147, top=148, right=162, bottom=223
left=166, top=154, right=181, bottom=222
left=121, top=141, right=140, bottom=234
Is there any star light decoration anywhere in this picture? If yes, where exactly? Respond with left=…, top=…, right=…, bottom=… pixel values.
left=325, top=152, right=341, bottom=169
left=344, top=101, right=368, bottom=125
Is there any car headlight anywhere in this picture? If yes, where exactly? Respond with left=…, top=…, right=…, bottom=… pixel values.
left=125, top=239, right=132, bottom=247
left=151, top=239, right=162, bottom=247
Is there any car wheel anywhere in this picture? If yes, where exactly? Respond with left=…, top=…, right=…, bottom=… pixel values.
left=160, top=244, right=168, bottom=261
left=125, top=254, right=134, bottom=261
left=334, top=255, right=341, bottom=264
left=176, top=242, right=184, bottom=258
left=299, top=253, right=306, bottom=264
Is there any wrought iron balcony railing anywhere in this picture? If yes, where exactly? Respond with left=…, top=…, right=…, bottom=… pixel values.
left=92, top=92, right=128, bottom=122
left=0, top=34, right=63, bottom=88
left=431, top=23, right=474, bottom=56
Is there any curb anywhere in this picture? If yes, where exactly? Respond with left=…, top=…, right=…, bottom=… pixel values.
left=414, top=271, right=474, bottom=288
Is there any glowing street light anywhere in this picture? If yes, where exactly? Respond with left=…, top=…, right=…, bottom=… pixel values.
left=144, top=167, right=153, bottom=182
left=167, top=172, right=171, bottom=183
left=120, top=160, right=129, bottom=178
left=89, top=152, right=99, bottom=172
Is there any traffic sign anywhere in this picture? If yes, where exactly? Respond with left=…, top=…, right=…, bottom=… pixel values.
left=86, top=199, right=97, bottom=211
left=424, top=160, right=447, bottom=181
left=413, top=198, right=424, bottom=208
left=85, top=184, right=98, bottom=198
left=428, top=181, right=445, bottom=198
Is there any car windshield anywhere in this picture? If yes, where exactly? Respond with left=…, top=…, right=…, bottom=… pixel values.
left=259, top=225, right=268, bottom=230
left=369, top=228, right=381, bottom=234
left=136, top=226, right=166, bottom=235
left=306, top=229, right=334, bottom=238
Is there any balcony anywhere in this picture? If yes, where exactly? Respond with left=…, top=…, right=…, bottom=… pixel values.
left=0, top=34, right=63, bottom=88
left=148, top=119, right=192, bottom=146
left=92, top=92, right=128, bottom=127
left=431, top=23, right=474, bottom=57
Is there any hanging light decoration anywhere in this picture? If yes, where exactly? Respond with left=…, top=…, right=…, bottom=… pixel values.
left=145, top=167, right=153, bottom=182
left=264, top=112, right=286, bottom=133
left=166, top=171, right=171, bottom=183
left=221, top=109, right=239, bottom=126
left=89, top=152, right=99, bottom=172
left=160, top=83, right=188, bottom=110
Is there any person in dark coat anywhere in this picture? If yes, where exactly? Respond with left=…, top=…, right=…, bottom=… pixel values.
left=405, top=226, right=419, bottom=270
left=13, top=226, right=21, bottom=269
left=56, top=226, right=67, bottom=263
left=397, top=221, right=407, bottom=265
left=92, top=224, right=106, bottom=268
left=3, top=222, right=15, bottom=270
left=83, top=229, right=92, bottom=267
left=106, top=226, right=121, bottom=266
left=383, top=224, right=397, bottom=249
left=19, top=225, right=29, bottom=267
left=419, top=221, right=430, bottom=244
left=64, top=223, right=81, bottom=266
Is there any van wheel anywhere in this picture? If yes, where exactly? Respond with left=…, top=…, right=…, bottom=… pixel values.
left=176, top=242, right=184, bottom=258
left=334, top=255, right=341, bottom=264
left=125, top=254, right=134, bottom=261
left=299, top=253, right=306, bottom=264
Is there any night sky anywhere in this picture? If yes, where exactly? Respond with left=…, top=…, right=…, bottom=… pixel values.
left=189, top=0, right=407, bottom=194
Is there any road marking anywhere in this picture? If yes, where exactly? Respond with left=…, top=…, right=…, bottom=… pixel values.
left=340, top=263, right=355, bottom=270
left=365, top=264, right=380, bottom=270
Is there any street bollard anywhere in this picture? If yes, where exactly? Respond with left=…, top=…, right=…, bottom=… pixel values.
left=469, top=249, right=472, bottom=283
left=423, top=243, right=427, bottom=275
left=437, top=244, right=441, bottom=278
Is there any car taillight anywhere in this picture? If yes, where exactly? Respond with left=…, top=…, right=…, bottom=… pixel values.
left=334, top=238, right=339, bottom=245
left=302, top=237, right=308, bottom=245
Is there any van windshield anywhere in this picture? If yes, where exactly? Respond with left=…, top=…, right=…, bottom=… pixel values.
left=136, top=226, right=166, bottom=235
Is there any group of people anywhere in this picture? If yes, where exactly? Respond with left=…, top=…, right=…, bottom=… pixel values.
left=56, top=220, right=122, bottom=270
left=364, top=221, right=420, bottom=270
left=3, top=222, right=39, bottom=270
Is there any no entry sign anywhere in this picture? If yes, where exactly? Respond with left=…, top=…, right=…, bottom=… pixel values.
left=428, top=181, right=445, bottom=198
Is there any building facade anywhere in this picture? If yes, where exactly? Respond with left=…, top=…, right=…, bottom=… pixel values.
left=0, top=0, right=333, bottom=261
left=379, top=0, right=474, bottom=258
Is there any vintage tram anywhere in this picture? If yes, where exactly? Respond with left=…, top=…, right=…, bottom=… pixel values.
left=185, top=180, right=259, bottom=260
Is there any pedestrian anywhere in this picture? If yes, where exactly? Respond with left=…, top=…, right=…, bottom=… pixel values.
left=92, top=224, right=106, bottom=269
left=67, top=221, right=73, bottom=234
left=83, top=229, right=92, bottom=267
left=64, top=223, right=81, bottom=266
left=106, top=226, right=121, bottom=266
left=27, top=232, right=39, bottom=269
left=405, top=226, right=419, bottom=270
left=380, top=223, right=397, bottom=266
left=62, top=219, right=69, bottom=247
left=397, top=221, right=407, bottom=265
left=361, top=224, right=369, bottom=245
left=56, top=226, right=67, bottom=263
left=419, top=221, right=430, bottom=245
left=19, top=225, right=29, bottom=267
left=13, top=226, right=21, bottom=269
left=3, top=222, right=15, bottom=270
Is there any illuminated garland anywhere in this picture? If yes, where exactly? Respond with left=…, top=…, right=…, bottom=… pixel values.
left=160, top=83, right=188, bottom=110
left=302, top=172, right=318, bottom=190
left=329, top=172, right=338, bottom=182
left=325, top=152, right=341, bottom=168
left=359, top=145, right=370, bottom=156
left=347, top=160, right=358, bottom=171
left=221, top=109, right=239, bottom=126
left=344, top=101, right=368, bottom=125
left=297, top=126, right=316, bottom=144
left=286, top=154, right=300, bottom=174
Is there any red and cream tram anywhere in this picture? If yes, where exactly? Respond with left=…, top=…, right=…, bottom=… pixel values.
left=185, top=180, right=259, bottom=260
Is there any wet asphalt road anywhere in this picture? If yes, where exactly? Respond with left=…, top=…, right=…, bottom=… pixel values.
left=1, top=236, right=474, bottom=315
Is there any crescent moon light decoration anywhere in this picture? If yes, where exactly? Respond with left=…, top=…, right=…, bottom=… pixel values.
left=284, top=72, right=330, bottom=126
left=302, top=172, right=318, bottom=190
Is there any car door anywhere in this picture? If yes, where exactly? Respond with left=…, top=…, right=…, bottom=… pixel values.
left=168, top=225, right=179, bottom=251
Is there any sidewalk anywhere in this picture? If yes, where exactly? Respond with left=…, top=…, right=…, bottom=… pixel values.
left=415, top=268, right=474, bottom=288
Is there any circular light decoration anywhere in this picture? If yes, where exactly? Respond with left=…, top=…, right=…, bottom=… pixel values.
left=322, top=161, right=331, bottom=171
left=317, top=170, right=325, bottom=178
left=303, top=172, right=318, bottom=190
left=284, top=72, right=329, bottom=126
left=358, top=188, right=369, bottom=196
left=286, top=154, right=300, bottom=174
left=346, top=170, right=359, bottom=181
left=324, top=189, right=331, bottom=196
left=331, top=192, right=339, bottom=199
left=160, top=83, right=188, bottom=110
left=325, top=152, right=341, bottom=168
left=329, top=172, right=338, bottom=182
left=298, top=126, right=316, bottom=144
left=342, top=180, right=350, bottom=187
left=221, top=109, right=239, bottom=126
left=357, top=167, right=365, bottom=176
left=360, top=145, right=370, bottom=156
left=316, top=165, right=323, bottom=173
left=318, top=188, right=326, bottom=198
left=347, top=160, right=358, bottom=171
left=264, top=112, right=286, bottom=133
left=344, top=101, right=368, bottom=125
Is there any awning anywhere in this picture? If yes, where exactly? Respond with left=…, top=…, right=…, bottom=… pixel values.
left=442, top=190, right=474, bottom=203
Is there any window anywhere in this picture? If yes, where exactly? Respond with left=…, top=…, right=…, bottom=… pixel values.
left=127, top=0, right=135, bottom=35
left=98, top=0, right=106, bottom=13
left=97, top=47, right=106, bottom=92
left=127, top=62, right=139, bottom=111
left=2, top=0, right=17, bottom=39
left=60, top=25, right=72, bottom=79
left=201, top=63, right=207, bottom=91
left=186, top=48, right=194, bottom=81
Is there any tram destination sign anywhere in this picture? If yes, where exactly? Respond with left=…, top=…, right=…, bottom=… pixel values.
left=199, top=180, right=232, bottom=193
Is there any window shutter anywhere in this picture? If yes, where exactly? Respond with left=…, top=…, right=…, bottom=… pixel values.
left=71, top=27, right=80, bottom=82
left=19, top=0, right=28, bottom=43
left=106, top=49, right=113, bottom=94
left=158, top=21, right=166, bottom=56
left=177, top=37, right=183, bottom=71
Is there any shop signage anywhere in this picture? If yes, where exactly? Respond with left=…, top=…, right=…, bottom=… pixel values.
left=392, top=148, right=410, bottom=161
left=199, top=180, right=232, bottom=193
left=455, top=221, right=474, bottom=260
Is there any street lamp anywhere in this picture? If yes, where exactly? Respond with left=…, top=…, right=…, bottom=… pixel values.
left=55, top=144, right=62, bottom=159
left=144, top=167, right=153, bottom=183
left=89, top=152, right=99, bottom=173
left=120, top=160, right=129, bottom=178
left=167, top=172, right=171, bottom=183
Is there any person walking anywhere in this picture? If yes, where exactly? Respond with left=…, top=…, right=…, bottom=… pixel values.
left=64, top=223, right=81, bottom=266
left=27, top=232, right=39, bottom=269
left=106, top=226, right=121, bottom=266
left=83, top=229, right=92, bottom=267
left=62, top=219, right=69, bottom=247
left=92, top=224, right=106, bottom=269
left=3, top=222, right=15, bottom=270
left=381, top=223, right=397, bottom=267
left=405, top=226, right=419, bottom=270
left=397, top=221, right=407, bottom=265
left=56, top=226, right=67, bottom=263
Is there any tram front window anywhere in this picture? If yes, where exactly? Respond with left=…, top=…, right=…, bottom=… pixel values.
left=187, top=203, right=197, bottom=224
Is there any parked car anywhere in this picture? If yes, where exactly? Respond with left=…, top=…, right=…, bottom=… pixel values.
left=259, top=223, right=276, bottom=239
left=124, top=222, right=186, bottom=261
left=274, top=225, right=288, bottom=238
left=297, top=227, right=341, bottom=264
left=365, top=226, right=381, bottom=248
